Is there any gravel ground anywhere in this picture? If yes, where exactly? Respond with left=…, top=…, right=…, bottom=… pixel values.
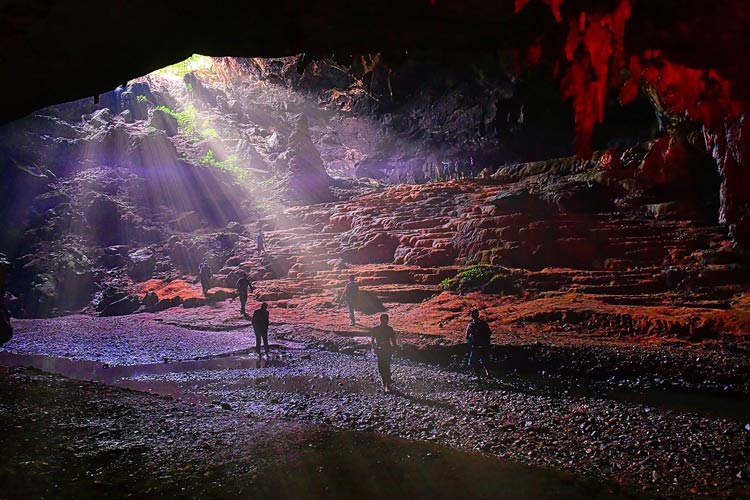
left=0, top=367, right=637, bottom=499
left=2, top=317, right=750, bottom=498
left=130, top=350, right=750, bottom=498
left=5, top=315, right=254, bottom=365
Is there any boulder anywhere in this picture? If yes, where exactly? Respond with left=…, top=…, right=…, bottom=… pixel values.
left=142, top=291, right=159, bottom=307
left=127, top=248, right=156, bottom=281
left=96, top=286, right=140, bottom=317
left=55, top=267, right=98, bottom=310
left=277, top=114, right=332, bottom=204
left=102, top=245, right=128, bottom=268
left=99, top=295, right=140, bottom=317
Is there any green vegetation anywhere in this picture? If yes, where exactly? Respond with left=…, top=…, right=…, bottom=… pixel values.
left=136, top=94, right=148, bottom=103
left=200, top=150, right=246, bottom=179
left=443, top=265, right=518, bottom=295
left=439, top=277, right=453, bottom=290
left=157, top=104, right=198, bottom=135
left=458, top=265, right=496, bottom=287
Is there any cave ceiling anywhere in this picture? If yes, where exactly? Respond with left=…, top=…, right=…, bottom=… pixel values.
left=1, top=0, right=748, bottom=127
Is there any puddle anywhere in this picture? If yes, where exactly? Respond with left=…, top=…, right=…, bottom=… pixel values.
left=251, top=428, right=645, bottom=500
left=0, top=350, right=281, bottom=403
left=484, top=366, right=750, bottom=420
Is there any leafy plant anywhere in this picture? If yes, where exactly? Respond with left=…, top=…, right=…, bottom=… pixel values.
left=156, top=104, right=198, bottom=135
left=136, top=94, right=148, bottom=103
left=459, top=265, right=495, bottom=286
left=439, top=277, right=453, bottom=290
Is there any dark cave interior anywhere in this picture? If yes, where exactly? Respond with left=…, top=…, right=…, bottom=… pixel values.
left=1, top=2, right=750, bottom=498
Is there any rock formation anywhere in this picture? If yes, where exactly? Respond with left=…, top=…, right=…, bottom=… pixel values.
left=275, top=114, right=332, bottom=204
left=0, top=253, right=12, bottom=345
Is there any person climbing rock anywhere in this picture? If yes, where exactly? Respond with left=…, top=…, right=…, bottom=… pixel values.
left=256, top=228, right=265, bottom=255
left=465, top=309, right=492, bottom=380
left=235, top=273, right=255, bottom=317
left=342, top=275, right=359, bottom=326
left=252, top=302, right=270, bottom=356
left=198, top=258, right=213, bottom=296
left=371, top=313, right=398, bottom=393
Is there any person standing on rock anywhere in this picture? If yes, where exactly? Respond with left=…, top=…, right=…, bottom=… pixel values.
left=371, top=313, right=398, bottom=393
left=466, top=309, right=492, bottom=380
left=198, top=258, right=213, bottom=296
left=342, top=275, right=359, bottom=326
left=256, top=228, right=265, bottom=255
left=252, top=302, right=271, bottom=356
left=235, top=273, right=255, bottom=317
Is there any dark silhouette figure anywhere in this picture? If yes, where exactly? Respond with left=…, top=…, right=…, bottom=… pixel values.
left=466, top=309, right=492, bottom=380
left=252, top=302, right=270, bottom=356
left=441, top=161, right=451, bottom=181
left=256, top=228, right=265, bottom=255
left=235, top=273, right=255, bottom=317
left=342, top=275, right=359, bottom=325
left=198, top=259, right=213, bottom=296
left=371, top=313, right=398, bottom=393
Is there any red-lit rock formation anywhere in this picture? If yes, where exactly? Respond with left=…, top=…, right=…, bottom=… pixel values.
left=156, top=146, right=749, bottom=350
left=514, top=0, right=750, bottom=242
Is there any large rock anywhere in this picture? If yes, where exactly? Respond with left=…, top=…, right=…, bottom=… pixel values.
left=127, top=248, right=156, bottom=281
left=277, top=114, right=332, bottom=204
left=99, top=295, right=140, bottom=316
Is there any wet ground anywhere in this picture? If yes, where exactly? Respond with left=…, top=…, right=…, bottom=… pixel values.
left=2, top=316, right=750, bottom=498
left=1, top=368, right=639, bottom=499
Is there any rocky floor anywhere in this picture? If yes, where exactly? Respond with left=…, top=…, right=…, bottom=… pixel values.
left=0, top=367, right=643, bottom=500
left=2, top=317, right=749, bottom=498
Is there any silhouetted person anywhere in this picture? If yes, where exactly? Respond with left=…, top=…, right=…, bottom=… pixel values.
left=371, top=313, right=398, bottom=393
left=252, top=302, right=270, bottom=356
left=256, top=228, right=265, bottom=255
left=441, top=161, right=451, bottom=181
left=342, top=275, right=359, bottom=326
left=236, top=273, right=255, bottom=317
left=198, top=259, right=212, bottom=296
left=466, top=309, right=492, bottom=380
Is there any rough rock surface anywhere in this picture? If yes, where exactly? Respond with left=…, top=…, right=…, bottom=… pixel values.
left=0, top=254, right=12, bottom=345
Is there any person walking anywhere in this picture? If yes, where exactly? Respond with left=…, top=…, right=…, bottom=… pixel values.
left=466, top=309, right=492, bottom=380
left=252, top=302, right=271, bottom=356
left=235, top=273, right=255, bottom=317
left=371, top=313, right=398, bottom=393
left=198, top=258, right=213, bottom=296
left=342, top=275, right=359, bottom=326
